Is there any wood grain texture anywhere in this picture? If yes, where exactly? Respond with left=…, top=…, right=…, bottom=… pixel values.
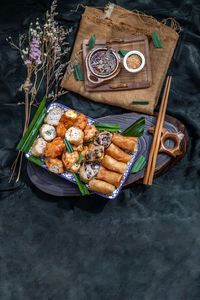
left=27, top=112, right=189, bottom=197
left=82, top=35, right=152, bottom=91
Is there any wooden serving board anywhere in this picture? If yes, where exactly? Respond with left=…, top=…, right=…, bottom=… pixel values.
left=27, top=112, right=189, bottom=197
left=82, top=35, right=152, bottom=91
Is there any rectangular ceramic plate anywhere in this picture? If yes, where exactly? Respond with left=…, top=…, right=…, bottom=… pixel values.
left=25, top=102, right=139, bottom=199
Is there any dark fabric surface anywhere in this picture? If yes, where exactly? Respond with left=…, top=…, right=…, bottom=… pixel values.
left=0, top=0, right=200, bottom=299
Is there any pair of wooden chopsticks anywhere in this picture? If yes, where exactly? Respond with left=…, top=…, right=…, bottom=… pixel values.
left=143, top=75, right=172, bottom=186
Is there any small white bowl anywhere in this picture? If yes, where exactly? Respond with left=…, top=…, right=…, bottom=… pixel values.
left=123, top=50, right=145, bottom=73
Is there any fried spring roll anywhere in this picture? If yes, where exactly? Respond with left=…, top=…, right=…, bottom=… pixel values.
left=112, top=133, right=138, bottom=153
left=89, top=179, right=115, bottom=196
left=97, top=166, right=122, bottom=187
left=101, top=155, right=127, bottom=174
left=105, top=143, right=132, bottom=163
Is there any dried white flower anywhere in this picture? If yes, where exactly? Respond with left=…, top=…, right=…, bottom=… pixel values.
left=7, top=0, right=71, bottom=104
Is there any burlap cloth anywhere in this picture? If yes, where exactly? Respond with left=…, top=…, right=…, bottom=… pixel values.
left=61, top=4, right=179, bottom=115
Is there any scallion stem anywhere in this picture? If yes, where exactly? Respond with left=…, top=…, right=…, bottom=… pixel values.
left=17, top=96, right=46, bottom=151
left=73, top=173, right=90, bottom=196
left=64, top=139, right=74, bottom=153
left=28, top=156, right=43, bottom=166
left=77, top=154, right=83, bottom=164
left=94, top=122, right=120, bottom=129
left=21, top=107, right=47, bottom=153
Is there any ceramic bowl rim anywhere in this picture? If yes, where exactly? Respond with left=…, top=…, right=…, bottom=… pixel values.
left=123, top=50, right=145, bottom=73
left=87, top=47, right=120, bottom=78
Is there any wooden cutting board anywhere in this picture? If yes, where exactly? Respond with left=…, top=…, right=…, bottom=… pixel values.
left=27, top=112, right=189, bottom=197
left=82, top=35, right=152, bottom=91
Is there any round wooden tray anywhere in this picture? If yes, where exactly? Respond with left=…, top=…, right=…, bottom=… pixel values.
left=27, top=112, right=189, bottom=197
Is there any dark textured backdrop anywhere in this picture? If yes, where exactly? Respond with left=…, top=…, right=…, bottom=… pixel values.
left=0, top=0, right=200, bottom=299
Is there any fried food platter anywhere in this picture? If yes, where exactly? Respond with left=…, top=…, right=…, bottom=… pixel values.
left=25, top=103, right=140, bottom=199
left=27, top=111, right=189, bottom=197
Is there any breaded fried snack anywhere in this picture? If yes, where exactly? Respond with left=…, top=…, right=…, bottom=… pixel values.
left=101, top=155, right=127, bottom=174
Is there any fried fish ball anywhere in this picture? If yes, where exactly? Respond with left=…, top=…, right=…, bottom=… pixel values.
left=65, top=126, right=84, bottom=146
left=85, top=144, right=104, bottom=162
left=45, top=158, right=64, bottom=174
left=62, top=150, right=79, bottom=170
left=84, top=125, right=98, bottom=142
left=44, top=107, right=63, bottom=126
left=56, top=122, right=67, bottom=139
left=94, top=131, right=113, bottom=148
left=79, top=162, right=99, bottom=183
left=73, top=113, right=88, bottom=130
left=30, top=137, right=47, bottom=158
left=69, top=162, right=80, bottom=173
left=45, top=137, right=65, bottom=158
left=59, top=114, right=74, bottom=129
left=39, top=124, right=56, bottom=142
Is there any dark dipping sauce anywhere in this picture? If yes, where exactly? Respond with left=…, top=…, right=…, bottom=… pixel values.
left=90, top=50, right=117, bottom=76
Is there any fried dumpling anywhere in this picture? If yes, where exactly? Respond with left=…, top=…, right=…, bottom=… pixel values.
left=69, top=162, right=80, bottom=173
left=79, top=162, right=99, bottom=183
left=45, top=158, right=64, bottom=174
left=62, top=150, right=79, bottom=170
left=94, top=131, right=112, bottom=148
left=30, top=137, right=47, bottom=158
left=44, top=107, right=63, bottom=126
left=84, top=125, right=98, bottom=142
left=40, top=124, right=56, bottom=142
left=85, top=144, right=104, bottom=162
left=65, top=126, right=84, bottom=146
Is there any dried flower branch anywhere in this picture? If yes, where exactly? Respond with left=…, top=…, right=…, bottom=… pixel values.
left=7, top=0, right=72, bottom=182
